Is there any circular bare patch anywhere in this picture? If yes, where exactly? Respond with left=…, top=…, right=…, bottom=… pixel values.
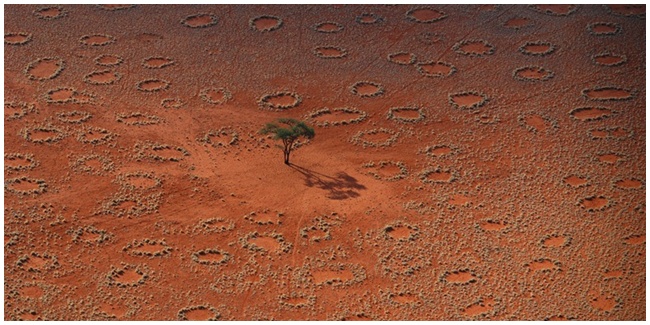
left=5, top=32, right=32, bottom=45
left=244, top=209, right=283, bottom=225
left=312, top=21, right=344, bottom=33
left=503, top=17, right=532, bottom=29
left=350, top=128, right=400, bottom=148
left=383, top=221, right=419, bottom=241
left=135, top=142, right=190, bottom=162
left=44, top=87, right=96, bottom=104
left=540, top=234, right=571, bottom=248
left=136, top=79, right=170, bottom=92
left=107, top=265, right=149, bottom=287
left=529, top=4, right=578, bottom=16
left=70, top=225, right=111, bottom=244
left=449, top=91, right=489, bottom=110
left=356, top=13, right=383, bottom=24
left=192, top=248, right=231, bottom=265
left=387, top=52, right=416, bottom=65
left=313, top=46, right=348, bottom=59
left=582, top=86, right=634, bottom=101
left=116, top=171, right=162, bottom=190
left=15, top=252, right=58, bottom=271
left=116, top=112, right=162, bottom=126
left=5, top=102, right=35, bottom=121
left=95, top=4, right=136, bottom=11
left=5, top=153, right=38, bottom=172
left=57, top=110, right=92, bottom=124
left=592, top=52, right=627, bottom=67
left=362, top=161, right=408, bottom=181
left=200, top=87, right=232, bottom=105
left=569, top=107, right=616, bottom=121
left=197, top=217, right=235, bottom=233
left=387, top=106, right=425, bottom=123
left=524, top=258, right=562, bottom=272
left=181, top=13, right=218, bottom=28
left=421, top=144, right=460, bottom=157
left=95, top=54, right=123, bottom=67
left=80, top=34, right=115, bottom=46
left=519, top=41, right=556, bottom=56
left=34, top=6, right=66, bottom=20
left=5, top=177, right=48, bottom=196
left=605, top=4, right=645, bottom=18
left=405, top=7, right=447, bottom=23
left=84, top=69, right=121, bottom=85
left=513, top=66, right=554, bottom=82
left=350, top=81, right=384, bottom=97
left=123, top=239, right=171, bottom=257
left=161, top=98, right=185, bottom=109
left=76, top=127, right=116, bottom=145
left=578, top=195, right=612, bottom=212
left=613, top=178, right=644, bottom=190
left=197, top=127, right=239, bottom=147
left=258, top=91, right=302, bottom=110
left=250, top=15, right=283, bottom=32
left=416, top=61, right=456, bottom=78
left=453, top=39, right=495, bottom=57
left=178, top=306, right=220, bottom=321
left=416, top=31, right=443, bottom=45
left=20, top=124, right=66, bottom=143
left=518, top=112, right=558, bottom=133
left=142, top=57, right=174, bottom=69
left=588, top=22, right=621, bottom=36
left=24, top=57, right=65, bottom=81
left=240, top=232, right=292, bottom=254
left=475, top=113, right=500, bottom=124
left=419, top=167, right=458, bottom=184
left=70, top=154, right=114, bottom=175
left=306, top=107, right=368, bottom=127
left=441, top=269, right=479, bottom=285
left=279, top=294, right=316, bottom=309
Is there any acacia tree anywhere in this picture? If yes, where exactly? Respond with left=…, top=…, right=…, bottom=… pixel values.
left=259, top=118, right=315, bottom=165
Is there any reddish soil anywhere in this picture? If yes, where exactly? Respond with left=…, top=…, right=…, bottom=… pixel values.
left=86, top=70, right=119, bottom=84
left=449, top=194, right=470, bottom=206
left=594, top=53, right=625, bottom=65
left=390, top=52, right=414, bottom=64
left=591, top=23, right=618, bottom=34
left=451, top=93, right=484, bottom=107
left=584, top=88, right=633, bottom=100
left=459, top=41, right=491, bottom=55
left=3, top=4, right=644, bottom=321
left=96, top=54, right=122, bottom=66
left=480, top=220, right=507, bottom=231
left=504, top=17, right=531, bottom=28
left=418, top=61, right=453, bottom=76
left=571, top=107, right=614, bottom=120
left=26, top=58, right=61, bottom=79
left=525, top=115, right=548, bottom=131
left=185, top=308, right=216, bottom=321
left=542, top=235, right=567, bottom=247
left=521, top=43, right=552, bottom=54
left=444, top=271, right=476, bottom=284
left=352, top=82, right=381, bottom=96
left=312, top=269, right=355, bottom=284
left=20, top=285, right=44, bottom=299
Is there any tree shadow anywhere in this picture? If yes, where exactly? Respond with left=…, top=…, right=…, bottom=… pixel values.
left=289, top=164, right=366, bottom=200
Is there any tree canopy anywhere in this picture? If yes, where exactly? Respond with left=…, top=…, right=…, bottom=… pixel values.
left=259, top=118, right=315, bottom=165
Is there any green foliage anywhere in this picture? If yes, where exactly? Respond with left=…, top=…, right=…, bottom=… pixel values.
left=260, top=118, right=315, bottom=164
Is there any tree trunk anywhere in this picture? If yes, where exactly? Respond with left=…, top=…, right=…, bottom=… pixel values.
left=284, top=143, right=291, bottom=165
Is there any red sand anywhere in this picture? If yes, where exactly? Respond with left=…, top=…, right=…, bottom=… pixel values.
left=3, top=4, right=645, bottom=321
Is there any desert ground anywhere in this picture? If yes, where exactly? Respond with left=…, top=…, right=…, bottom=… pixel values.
left=3, top=4, right=646, bottom=321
